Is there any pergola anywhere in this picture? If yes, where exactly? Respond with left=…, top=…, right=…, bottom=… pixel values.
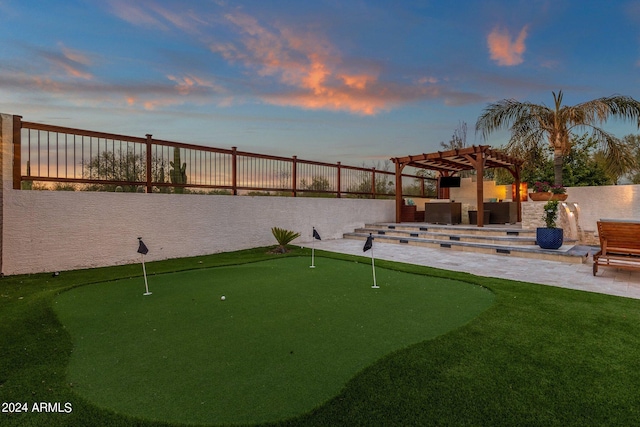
left=391, top=145, right=524, bottom=226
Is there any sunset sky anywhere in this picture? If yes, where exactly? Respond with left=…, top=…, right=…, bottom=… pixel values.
left=2, top=0, right=640, bottom=166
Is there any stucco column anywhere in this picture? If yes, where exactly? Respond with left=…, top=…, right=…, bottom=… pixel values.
left=0, top=114, right=17, bottom=275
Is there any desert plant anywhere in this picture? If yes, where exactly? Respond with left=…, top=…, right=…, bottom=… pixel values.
left=271, top=227, right=301, bottom=253
left=170, top=147, right=187, bottom=194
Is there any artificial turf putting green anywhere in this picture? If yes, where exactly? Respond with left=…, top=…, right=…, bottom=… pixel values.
left=53, top=256, right=493, bottom=425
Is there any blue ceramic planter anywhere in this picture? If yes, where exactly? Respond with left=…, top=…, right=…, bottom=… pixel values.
left=536, top=227, right=563, bottom=250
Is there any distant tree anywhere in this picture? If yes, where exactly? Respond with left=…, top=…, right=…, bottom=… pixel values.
left=440, top=121, right=473, bottom=178
left=559, top=134, right=612, bottom=186
left=25, top=181, right=79, bottom=191
left=300, top=176, right=332, bottom=192
left=440, top=121, right=468, bottom=150
left=476, top=90, right=640, bottom=186
left=82, top=149, right=168, bottom=192
left=347, top=161, right=394, bottom=198
left=622, top=134, right=640, bottom=183
left=299, top=175, right=335, bottom=197
left=494, top=133, right=614, bottom=187
left=275, top=167, right=291, bottom=188
left=402, top=169, right=437, bottom=197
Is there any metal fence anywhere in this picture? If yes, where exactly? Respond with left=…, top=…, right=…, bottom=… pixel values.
left=13, top=116, right=434, bottom=198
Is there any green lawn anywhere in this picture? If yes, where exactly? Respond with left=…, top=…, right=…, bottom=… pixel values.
left=2, top=247, right=640, bottom=426
left=53, top=257, right=492, bottom=425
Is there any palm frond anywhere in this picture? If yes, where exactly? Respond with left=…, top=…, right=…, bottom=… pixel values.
left=271, top=227, right=301, bottom=248
left=475, top=99, right=551, bottom=141
left=573, top=95, right=640, bottom=126
left=476, top=90, right=640, bottom=185
left=589, top=128, right=637, bottom=178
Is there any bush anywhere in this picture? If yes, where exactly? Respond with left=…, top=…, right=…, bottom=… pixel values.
left=271, top=227, right=301, bottom=253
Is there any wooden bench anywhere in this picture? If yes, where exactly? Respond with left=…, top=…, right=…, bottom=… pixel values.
left=593, top=220, right=640, bottom=276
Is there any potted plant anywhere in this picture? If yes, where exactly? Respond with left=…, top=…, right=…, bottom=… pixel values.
left=529, top=181, right=551, bottom=201
left=549, top=184, right=568, bottom=201
left=529, top=181, right=567, bottom=201
left=536, top=200, right=564, bottom=249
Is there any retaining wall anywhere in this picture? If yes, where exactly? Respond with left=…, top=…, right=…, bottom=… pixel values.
left=1, top=114, right=393, bottom=275
left=3, top=112, right=640, bottom=274
left=566, top=185, right=640, bottom=232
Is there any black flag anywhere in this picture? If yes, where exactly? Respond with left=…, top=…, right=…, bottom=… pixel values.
left=313, top=228, right=321, bottom=240
left=363, top=234, right=373, bottom=252
left=137, top=238, right=149, bottom=255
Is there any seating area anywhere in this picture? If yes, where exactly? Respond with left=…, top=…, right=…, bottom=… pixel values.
left=423, top=202, right=462, bottom=224
left=483, top=201, right=518, bottom=224
left=593, top=220, right=640, bottom=276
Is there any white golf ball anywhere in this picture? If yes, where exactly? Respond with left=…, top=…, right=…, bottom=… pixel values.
left=221, top=295, right=226, bottom=301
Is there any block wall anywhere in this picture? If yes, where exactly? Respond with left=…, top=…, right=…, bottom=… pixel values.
left=0, top=114, right=394, bottom=275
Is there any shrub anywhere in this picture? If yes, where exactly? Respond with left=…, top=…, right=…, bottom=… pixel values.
left=271, top=227, right=301, bottom=253
left=542, top=200, right=559, bottom=228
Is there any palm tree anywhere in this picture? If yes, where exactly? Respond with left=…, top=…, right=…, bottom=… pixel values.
left=475, top=91, right=640, bottom=185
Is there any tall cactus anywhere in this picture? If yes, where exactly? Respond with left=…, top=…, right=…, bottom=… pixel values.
left=169, top=147, right=187, bottom=194
left=22, top=160, right=33, bottom=190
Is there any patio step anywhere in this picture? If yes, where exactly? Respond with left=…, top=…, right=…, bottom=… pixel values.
left=355, top=227, right=536, bottom=246
left=364, top=222, right=537, bottom=237
left=344, top=223, right=588, bottom=264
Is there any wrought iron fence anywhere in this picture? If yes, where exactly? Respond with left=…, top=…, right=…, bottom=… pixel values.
left=14, top=116, right=434, bottom=198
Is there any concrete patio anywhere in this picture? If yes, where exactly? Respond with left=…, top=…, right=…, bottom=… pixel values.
left=310, top=238, right=640, bottom=300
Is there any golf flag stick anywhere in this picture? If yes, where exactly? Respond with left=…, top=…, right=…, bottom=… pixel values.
left=310, top=227, right=321, bottom=268
left=137, top=238, right=152, bottom=295
left=363, top=233, right=378, bottom=288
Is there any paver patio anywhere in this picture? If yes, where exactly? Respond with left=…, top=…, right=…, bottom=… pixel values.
left=311, top=238, right=640, bottom=300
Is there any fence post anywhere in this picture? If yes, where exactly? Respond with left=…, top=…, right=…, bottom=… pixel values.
left=371, top=167, right=376, bottom=199
left=12, top=115, right=22, bottom=190
left=231, top=147, right=237, bottom=195
left=336, top=162, right=341, bottom=198
left=145, top=134, right=152, bottom=193
left=292, top=156, right=297, bottom=197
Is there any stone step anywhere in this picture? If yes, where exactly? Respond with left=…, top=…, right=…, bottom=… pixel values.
left=354, top=227, right=536, bottom=246
left=364, top=222, right=536, bottom=237
left=344, top=226, right=587, bottom=264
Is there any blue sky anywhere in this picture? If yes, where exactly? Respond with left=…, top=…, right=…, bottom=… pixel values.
left=2, top=0, right=640, bottom=165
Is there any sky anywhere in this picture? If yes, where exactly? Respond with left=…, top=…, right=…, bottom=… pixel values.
left=2, top=0, right=640, bottom=166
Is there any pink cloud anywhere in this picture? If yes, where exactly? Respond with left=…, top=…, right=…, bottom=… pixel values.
left=38, top=44, right=94, bottom=80
left=2, top=67, right=227, bottom=112
left=213, top=11, right=394, bottom=115
left=107, top=0, right=168, bottom=29
left=487, top=25, right=529, bottom=66
left=341, top=74, right=375, bottom=90
left=166, top=74, right=225, bottom=95
left=106, top=0, right=207, bottom=34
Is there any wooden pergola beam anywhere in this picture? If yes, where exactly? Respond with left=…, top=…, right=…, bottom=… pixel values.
left=391, top=145, right=523, bottom=226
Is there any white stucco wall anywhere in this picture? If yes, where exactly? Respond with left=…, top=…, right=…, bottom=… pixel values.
left=566, top=185, right=640, bottom=232
left=4, top=112, right=640, bottom=274
left=1, top=113, right=394, bottom=275
left=2, top=190, right=394, bottom=275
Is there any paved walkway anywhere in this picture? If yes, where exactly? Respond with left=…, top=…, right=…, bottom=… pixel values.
left=310, top=239, right=640, bottom=300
